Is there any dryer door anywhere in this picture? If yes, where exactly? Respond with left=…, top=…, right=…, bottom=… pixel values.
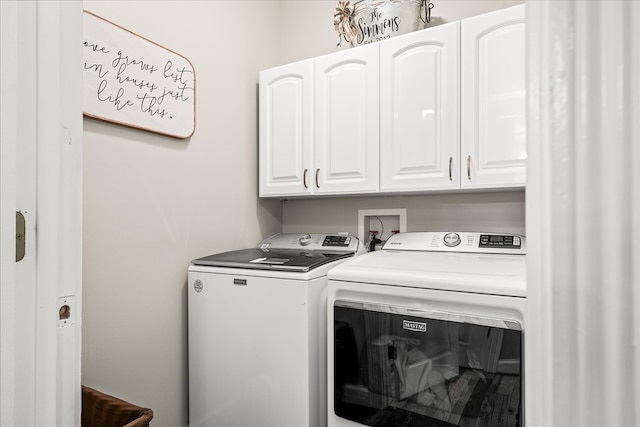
left=333, top=300, right=522, bottom=427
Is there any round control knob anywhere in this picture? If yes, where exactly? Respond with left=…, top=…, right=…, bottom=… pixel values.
left=299, top=234, right=312, bottom=246
left=443, top=232, right=461, bottom=247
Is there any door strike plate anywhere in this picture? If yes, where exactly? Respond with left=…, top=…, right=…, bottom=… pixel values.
left=16, top=211, right=25, bottom=262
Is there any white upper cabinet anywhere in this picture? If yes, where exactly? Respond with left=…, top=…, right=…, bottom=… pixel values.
left=379, top=21, right=460, bottom=192
left=461, top=4, right=526, bottom=188
left=314, top=44, right=380, bottom=195
left=258, top=5, right=525, bottom=198
left=259, top=59, right=313, bottom=197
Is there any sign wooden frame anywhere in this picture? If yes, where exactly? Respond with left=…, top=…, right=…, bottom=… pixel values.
left=83, top=10, right=196, bottom=139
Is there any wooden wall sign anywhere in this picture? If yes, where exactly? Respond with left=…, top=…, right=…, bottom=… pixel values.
left=83, top=10, right=196, bottom=139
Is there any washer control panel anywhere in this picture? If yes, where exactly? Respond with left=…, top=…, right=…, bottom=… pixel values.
left=259, top=233, right=364, bottom=254
left=299, top=234, right=312, bottom=246
left=383, top=232, right=526, bottom=254
left=322, top=235, right=352, bottom=247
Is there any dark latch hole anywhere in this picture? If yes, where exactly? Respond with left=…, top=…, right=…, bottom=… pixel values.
left=59, top=304, right=71, bottom=320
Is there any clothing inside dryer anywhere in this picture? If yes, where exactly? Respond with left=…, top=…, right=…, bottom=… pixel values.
left=334, top=305, right=522, bottom=427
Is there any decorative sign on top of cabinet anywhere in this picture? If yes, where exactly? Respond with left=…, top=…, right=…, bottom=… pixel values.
left=259, top=4, right=525, bottom=198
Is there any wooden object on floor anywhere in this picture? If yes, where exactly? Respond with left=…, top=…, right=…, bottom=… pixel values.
left=82, top=385, right=153, bottom=427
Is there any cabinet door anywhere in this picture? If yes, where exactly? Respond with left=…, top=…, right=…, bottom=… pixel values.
left=314, top=44, right=379, bottom=195
left=259, top=59, right=313, bottom=197
left=461, top=5, right=526, bottom=189
left=380, top=22, right=460, bottom=192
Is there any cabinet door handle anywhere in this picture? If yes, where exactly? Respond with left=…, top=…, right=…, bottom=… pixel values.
left=315, top=168, right=320, bottom=189
left=467, top=155, right=472, bottom=180
left=449, top=157, right=453, bottom=181
left=303, top=169, right=308, bottom=189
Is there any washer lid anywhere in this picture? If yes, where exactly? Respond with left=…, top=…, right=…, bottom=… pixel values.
left=191, top=248, right=354, bottom=272
left=191, top=233, right=363, bottom=272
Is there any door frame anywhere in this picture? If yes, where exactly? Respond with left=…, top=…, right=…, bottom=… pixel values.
left=0, top=1, right=82, bottom=425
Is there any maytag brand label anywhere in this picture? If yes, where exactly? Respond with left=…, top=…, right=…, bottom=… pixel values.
left=233, top=278, right=247, bottom=286
left=403, top=320, right=427, bottom=333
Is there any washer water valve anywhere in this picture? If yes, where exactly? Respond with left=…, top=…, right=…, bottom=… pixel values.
left=368, top=230, right=382, bottom=252
left=368, top=229, right=401, bottom=251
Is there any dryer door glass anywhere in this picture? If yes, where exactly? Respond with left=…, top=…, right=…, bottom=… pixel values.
left=333, top=302, right=522, bottom=427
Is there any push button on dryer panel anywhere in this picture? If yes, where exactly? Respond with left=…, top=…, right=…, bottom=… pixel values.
left=443, top=232, right=461, bottom=247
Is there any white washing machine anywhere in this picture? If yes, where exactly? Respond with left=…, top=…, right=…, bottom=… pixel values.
left=327, top=231, right=526, bottom=427
left=188, top=233, right=365, bottom=427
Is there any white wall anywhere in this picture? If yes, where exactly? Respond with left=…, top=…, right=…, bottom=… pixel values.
left=82, top=2, right=282, bottom=426
left=283, top=191, right=525, bottom=236
left=278, top=0, right=526, bottom=237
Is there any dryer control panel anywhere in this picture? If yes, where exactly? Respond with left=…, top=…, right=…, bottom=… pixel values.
left=479, top=234, right=522, bottom=249
left=383, top=232, right=526, bottom=254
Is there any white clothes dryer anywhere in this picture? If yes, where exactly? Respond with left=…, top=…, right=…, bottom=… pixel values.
left=327, top=232, right=526, bottom=427
left=188, top=233, right=365, bottom=427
